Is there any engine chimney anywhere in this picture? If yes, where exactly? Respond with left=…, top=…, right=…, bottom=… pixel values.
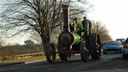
left=62, top=5, right=69, bottom=32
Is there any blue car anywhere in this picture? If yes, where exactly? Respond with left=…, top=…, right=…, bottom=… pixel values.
left=103, top=41, right=122, bottom=54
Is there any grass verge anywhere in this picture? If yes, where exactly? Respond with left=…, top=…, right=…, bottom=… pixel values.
left=0, top=55, right=44, bottom=64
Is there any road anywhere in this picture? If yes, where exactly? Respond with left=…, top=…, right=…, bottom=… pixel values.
left=0, top=54, right=128, bottom=72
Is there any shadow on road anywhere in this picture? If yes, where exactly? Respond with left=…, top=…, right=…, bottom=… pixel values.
left=81, top=57, right=128, bottom=72
left=31, top=59, right=83, bottom=66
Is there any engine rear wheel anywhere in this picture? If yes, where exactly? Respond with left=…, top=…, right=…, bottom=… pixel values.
left=44, top=43, right=56, bottom=63
left=89, top=33, right=101, bottom=60
left=80, top=41, right=89, bottom=62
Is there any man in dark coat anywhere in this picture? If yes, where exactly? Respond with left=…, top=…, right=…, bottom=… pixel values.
left=82, top=16, right=92, bottom=39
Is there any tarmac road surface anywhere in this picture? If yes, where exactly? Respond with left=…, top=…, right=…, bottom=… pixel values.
left=0, top=54, right=128, bottom=72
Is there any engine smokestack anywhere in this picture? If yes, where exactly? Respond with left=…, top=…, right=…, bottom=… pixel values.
left=62, top=5, right=69, bottom=32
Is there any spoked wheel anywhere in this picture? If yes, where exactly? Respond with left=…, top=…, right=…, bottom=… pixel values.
left=44, top=43, right=56, bottom=63
left=58, top=42, right=71, bottom=61
left=89, top=33, right=101, bottom=60
left=80, top=41, right=89, bottom=62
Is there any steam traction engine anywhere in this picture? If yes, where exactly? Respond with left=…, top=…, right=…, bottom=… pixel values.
left=44, top=5, right=102, bottom=63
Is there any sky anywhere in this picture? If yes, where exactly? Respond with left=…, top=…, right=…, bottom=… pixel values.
left=88, top=0, right=128, bottom=40
left=1, top=0, right=128, bottom=45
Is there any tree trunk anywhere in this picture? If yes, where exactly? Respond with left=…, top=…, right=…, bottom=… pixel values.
left=41, top=36, right=49, bottom=50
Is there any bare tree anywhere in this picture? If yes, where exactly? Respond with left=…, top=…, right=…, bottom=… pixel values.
left=29, top=31, right=42, bottom=44
left=0, top=37, right=4, bottom=60
left=0, top=0, right=91, bottom=49
left=0, top=42, right=2, bottom=60
left=0, top=46, right=20, bottom=61
left=91, top=21, right=112, bottom=42
left=24, top=40, right=35, bottom=49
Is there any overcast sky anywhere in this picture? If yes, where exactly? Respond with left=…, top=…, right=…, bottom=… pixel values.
left=1, top=0, right=128, bottom=45
left=88, top=0, right=128, bottom=40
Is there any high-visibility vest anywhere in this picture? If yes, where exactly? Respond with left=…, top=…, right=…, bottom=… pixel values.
left=73, top=20, right=83, bottom=30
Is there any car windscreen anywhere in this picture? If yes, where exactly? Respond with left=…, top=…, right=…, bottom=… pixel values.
left=104, top=41, right=121, bottom=45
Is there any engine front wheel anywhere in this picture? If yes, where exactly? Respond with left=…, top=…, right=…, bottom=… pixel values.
left=80, top=41, right=89, bottom=62
left=44, top=43, right=56, bottom=63
left=58, top=43, right=71, bottom=61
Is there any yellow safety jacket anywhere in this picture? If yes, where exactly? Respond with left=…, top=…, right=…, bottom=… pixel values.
left=73, top=20, right=83, bottom=30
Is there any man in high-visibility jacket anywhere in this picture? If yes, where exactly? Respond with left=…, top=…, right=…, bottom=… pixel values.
left=72, top=18, right=83, bottom=36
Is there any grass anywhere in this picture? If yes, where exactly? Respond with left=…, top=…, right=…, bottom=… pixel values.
left=0, top=54, right=59, bottom=64
left=0, top=55, right=44, bottom=64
